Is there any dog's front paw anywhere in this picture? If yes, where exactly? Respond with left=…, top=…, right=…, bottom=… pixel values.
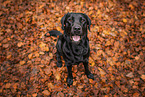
left=57, top=61, right=62, bottom=67
left=67, top=77, right=73, bottom=86
left=87, top=73, right=94, bottom=80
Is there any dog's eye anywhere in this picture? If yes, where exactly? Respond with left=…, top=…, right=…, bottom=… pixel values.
left=68, top=19, right=73, bottom=22
left=81, top=19, right=85, bottom=22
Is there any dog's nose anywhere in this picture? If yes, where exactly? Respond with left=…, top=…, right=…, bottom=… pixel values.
left=74, top=27, right=81, bottom=31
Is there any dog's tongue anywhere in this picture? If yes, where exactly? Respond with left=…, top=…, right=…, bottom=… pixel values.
left=72, top=36, right=80, bottom=41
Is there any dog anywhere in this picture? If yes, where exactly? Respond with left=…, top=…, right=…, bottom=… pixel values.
left=47, top=13, right=94, bottom=86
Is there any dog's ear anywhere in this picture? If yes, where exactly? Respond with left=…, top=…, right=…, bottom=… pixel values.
left=61, top=13, right=68, bottom=30
left=83, top=14, right=91, bottom=31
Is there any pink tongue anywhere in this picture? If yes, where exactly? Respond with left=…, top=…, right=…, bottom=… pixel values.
left=72, top=36, right=80, bottom=41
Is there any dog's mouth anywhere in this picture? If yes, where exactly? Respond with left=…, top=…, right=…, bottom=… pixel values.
left=71, top=35, right=81, bottom=42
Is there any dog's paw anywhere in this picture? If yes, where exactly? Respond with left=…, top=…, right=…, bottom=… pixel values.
left=57, top=61, right=62, bottom=67
left=67, top=77, right=73, bottom=86
left=87, top=73, right=94, bottom=80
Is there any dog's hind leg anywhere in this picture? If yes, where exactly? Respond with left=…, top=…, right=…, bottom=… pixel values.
left=56, top=52, right=62, bottom=67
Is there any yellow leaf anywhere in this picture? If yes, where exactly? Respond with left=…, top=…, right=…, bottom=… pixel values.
left=54, top=71, right=61, bottom=81
left=39, top=42, right=46, bottom=48
left=39, top=51, right=45, bottom=55
left=56, top=26, right=61, bottom=31
left=91, top=61, right=95, bottom=66
left=34, top=52, right=39, bottom=57
left=98, top=67, right=106, bottom=75
left=123, top=31, right=127, bottom=35
left=103, top=30, right=110, bottom=35
left=105, top=40, right=112, bottom=46
left=123, top=18, right=127, bottom=23
left=28, top=53, right=33, bottom=59
left=44, top=46, right=49, bottom=51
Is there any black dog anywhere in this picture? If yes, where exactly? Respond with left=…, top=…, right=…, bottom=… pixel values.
left=47, top=13, right=94, bottom=85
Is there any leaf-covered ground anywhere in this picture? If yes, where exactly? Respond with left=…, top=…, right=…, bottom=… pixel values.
left=0, top=0, right=145, bottom=96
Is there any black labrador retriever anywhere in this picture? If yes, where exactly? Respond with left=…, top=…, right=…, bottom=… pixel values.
left=47, top=13, right=94, bottom=85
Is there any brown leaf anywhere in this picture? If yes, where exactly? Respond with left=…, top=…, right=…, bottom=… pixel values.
left=42, top=90, right=50, bottom=96
left=3, top=43, right=9, bottom=48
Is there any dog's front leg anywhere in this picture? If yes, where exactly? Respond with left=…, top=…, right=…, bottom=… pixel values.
left=56, top=39, right=62, bottom=67
left=67, top=65, right=73, bottom=86
left=83, top=61, right=94, bottom=80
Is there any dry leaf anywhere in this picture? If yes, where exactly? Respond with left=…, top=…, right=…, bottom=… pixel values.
left=141, top=75, right=145, bottom=80
left=19, top=60, right=25, bottom=65
left=98, top=67, right=106, bottom=76
left=17, top=42, right=24, bottom=47
left=126, top=72, right=134, bottom=78
left=42, top=90, right=50, bottom=96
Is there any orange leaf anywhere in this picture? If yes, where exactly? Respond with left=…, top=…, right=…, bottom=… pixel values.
left=5, top=83, right=11, bottom=88
left=98, top=67, right=106, bottom=75
left=32, top=93, right=37, bottom=97
left=123, top=18, right=127, bottom=23
left=42, top=90, right=50, bottom=96
left=141, top=75, right=145, bottom=80
left=20, top=61, right=25, bottom=65
left=28, top=53, right=33, bottom=59
left=17, top=42, right=24, bottom=47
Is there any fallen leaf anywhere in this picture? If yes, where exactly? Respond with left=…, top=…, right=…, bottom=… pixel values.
left=54, top=71, right=61, bottom=81
left=42, top=90, right=50, bottom=96
left=3, top=43, right=9, bottom=48
left=123, top=18, right=127, bottom=23
left=141, top=75, right=145, bottom=80
left=17, top=42, right=24, bottom=47
left=32, top=93, right=37, bottom=97
left=5, top=83, right=11, bottom=88
left=126, top=72, right=134, bottom=78
left=47, top=83, right=54, bottom=90
left=28, top=53, right=33, bottom=59
left=98, top=67, right=106, bottom=76
left=20, top=60, right=25, bottom=65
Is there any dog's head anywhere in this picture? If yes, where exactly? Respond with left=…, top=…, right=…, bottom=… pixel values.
left=61, top=13, right=91, bottom=43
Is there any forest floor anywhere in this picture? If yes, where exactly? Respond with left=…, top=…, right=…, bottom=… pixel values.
left=0, top=0, right=145, bottom=96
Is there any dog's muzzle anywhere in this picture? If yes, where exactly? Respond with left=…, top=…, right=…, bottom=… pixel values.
left=71, top=24, right=82, bottom=42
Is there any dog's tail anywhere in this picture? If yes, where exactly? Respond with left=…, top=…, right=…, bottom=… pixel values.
left=45, top=30, right=62, bottom=37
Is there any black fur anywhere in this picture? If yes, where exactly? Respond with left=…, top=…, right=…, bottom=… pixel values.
left=47, top=13, right=94, bottom=86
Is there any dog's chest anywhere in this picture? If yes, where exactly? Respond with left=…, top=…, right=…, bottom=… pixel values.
left=62, top=41, right=88, bottom=63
